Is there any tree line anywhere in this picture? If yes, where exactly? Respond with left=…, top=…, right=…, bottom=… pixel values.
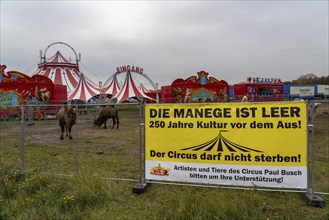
left=283, top=73, right=329, bottom=85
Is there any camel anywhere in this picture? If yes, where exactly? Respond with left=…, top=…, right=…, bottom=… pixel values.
left=94, top=105, right=119, bottom=129
left=57, top=101, right=77, bottom=140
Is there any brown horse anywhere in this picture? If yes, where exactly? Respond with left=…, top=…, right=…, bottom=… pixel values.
left=57, top=102, right=77, bottom=139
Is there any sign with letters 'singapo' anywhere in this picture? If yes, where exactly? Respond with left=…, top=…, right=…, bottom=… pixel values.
left=145, top=102, right=307, bottom=189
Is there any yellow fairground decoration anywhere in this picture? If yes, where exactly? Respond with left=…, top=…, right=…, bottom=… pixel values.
left=145, top=102, right=308, bottom=189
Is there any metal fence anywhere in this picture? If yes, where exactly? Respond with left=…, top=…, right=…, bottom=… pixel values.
left=0, top=100, right=328, bottom=201
left=308, top=100, right=329, bottom=196
left=1, top=103, right=143, bottom=182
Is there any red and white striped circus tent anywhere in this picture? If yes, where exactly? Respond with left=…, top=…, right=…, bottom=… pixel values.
left=102, top=73, right=120, bottom=96
left=67, top=73, right=101, bottom=101
left=33, top=51, right=81, bottom=94
left=111, top=72, right=155, bottom=103
left=138, top=83, right=150, bottom=94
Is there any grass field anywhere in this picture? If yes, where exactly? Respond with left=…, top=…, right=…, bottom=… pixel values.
left=1, top=103, right=328, bottom=219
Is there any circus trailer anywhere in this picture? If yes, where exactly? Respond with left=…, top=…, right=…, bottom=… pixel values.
left=316, top=84, right=329, bottom=98
left=289, top=84, right=315, bottom=100
left=159, top=70, right=230, bottom=103
left=233, top=77, right=283, bottom=102
left=284, top=84, right=329, bottom=99
left=0, top=65, right=67, bottom=120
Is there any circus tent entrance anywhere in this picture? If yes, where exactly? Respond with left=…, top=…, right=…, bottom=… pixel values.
left=103, top=65, right=159, bottom=103
left=110, top=71, right=156, bottom=103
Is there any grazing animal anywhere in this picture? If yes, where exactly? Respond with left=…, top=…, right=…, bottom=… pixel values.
left=57, top=102, right=77, bottom=140
left=94, top=105, right=119, bottom=129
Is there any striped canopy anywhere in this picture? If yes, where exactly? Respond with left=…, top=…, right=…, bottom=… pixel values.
left=102, top=73, right=120, bottom=96
left=111, top=72, right=155, bottom=103
left=33, top=51, right=81, bottom=94
left=33, top=51, right=99, bottom=101
left=138, top=83, right=150, bottom=94
left=68, top=74, right=100, bottom=101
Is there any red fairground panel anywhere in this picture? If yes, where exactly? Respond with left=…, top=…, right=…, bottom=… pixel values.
left=160, top=70, right=229, bottom=103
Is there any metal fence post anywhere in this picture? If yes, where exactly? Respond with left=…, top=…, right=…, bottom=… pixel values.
left=75, top=104, right=79, bottom=175
left=302, top=100, right=325, bottom=207
left=20, top=105, right=25, bottom=175
left=311, top=101, right=316, bottom=195
left=133, top=103, right=149, bottom=194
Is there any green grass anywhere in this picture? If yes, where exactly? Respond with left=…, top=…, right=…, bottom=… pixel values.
left=1, top=171, right=328, bottom=219
left=1, top=103, right=329, bottom=219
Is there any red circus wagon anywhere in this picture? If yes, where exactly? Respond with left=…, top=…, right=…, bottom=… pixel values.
left=159, top=70, right=230, bottom=103
left=0, top=65, right=67, bottom=120
left=233, top=77, right=283, bottom=102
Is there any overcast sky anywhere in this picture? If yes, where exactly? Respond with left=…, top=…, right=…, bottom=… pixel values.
left=1, top=1, right=328, bottom=87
